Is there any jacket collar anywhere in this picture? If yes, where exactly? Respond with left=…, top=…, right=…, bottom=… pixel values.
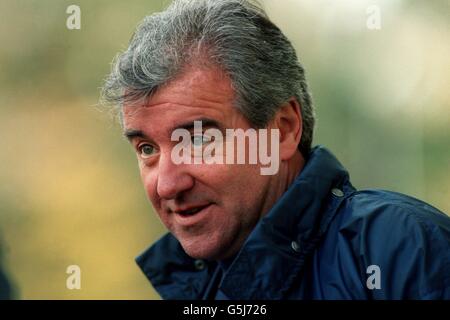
left=136, top=146, right=353, bottom=299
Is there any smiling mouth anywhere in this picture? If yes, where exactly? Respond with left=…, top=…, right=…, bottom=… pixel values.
left=175, top=204, right=211, bottom=217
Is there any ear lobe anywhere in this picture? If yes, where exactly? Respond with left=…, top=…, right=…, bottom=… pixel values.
left=276, top=97, right=302, bottom=161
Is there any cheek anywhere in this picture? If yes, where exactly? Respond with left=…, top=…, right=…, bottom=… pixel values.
left=140, top=167, right=159, bottom=208
left=218, top=165, right=267, bottom=204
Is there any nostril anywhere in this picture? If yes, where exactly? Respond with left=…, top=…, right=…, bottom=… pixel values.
left=156, top=174, right=195, bottom=200
left=155, top=154, right=195, bottom=199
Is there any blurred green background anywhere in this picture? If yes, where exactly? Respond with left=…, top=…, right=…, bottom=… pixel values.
left=0, top=0, right=448, bottom=299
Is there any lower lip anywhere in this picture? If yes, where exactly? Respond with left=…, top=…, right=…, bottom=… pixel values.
left=174, top=204, right=213, bottom=227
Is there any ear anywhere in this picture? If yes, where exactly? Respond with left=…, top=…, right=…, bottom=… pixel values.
left=273, top=97, right=302, bottom=161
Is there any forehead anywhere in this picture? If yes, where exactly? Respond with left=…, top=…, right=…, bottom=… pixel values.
left=122, top=65, right=237, bottom=127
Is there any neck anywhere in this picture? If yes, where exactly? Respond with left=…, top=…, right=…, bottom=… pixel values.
left=284, top=150, right=305, bottom=190
left=259, top=150, right=305, bottom=219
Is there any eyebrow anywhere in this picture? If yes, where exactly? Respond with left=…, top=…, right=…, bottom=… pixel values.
left=123, top=129, right=150, bottom=142
left=123, top=117, right=223, bottom=142
left=174, top=117, right=222, bottom=131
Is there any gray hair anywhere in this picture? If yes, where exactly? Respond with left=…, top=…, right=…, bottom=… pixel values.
left=102, top=0, right=315, bottom=156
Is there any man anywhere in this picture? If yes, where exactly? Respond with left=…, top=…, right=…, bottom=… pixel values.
left=102, top=0, right=450, bottom=299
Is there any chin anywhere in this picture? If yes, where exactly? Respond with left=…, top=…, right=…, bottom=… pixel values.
left=179, top=237, right=227, bottom=260
left=182, top=243, right=220, bottom=260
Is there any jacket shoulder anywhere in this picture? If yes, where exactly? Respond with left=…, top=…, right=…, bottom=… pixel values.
left=328, top=189, right=450, bottom=299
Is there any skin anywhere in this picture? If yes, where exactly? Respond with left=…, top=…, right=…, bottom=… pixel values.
left=123, top=64, right=305, bottom=260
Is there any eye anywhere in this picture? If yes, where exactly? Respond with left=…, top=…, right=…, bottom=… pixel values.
left=191, top=134, right=212, bottom=147
left=138, top=144, right=155, bottom=158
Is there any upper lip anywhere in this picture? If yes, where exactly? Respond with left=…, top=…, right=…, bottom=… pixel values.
left=172, top=203, right=211, bottom=214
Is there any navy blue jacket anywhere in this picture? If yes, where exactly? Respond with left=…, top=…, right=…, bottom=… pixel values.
left=136, top=146, right=450, bottom=299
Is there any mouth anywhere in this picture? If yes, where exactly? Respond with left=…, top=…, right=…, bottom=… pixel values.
left=173, top=203, right=213, bottom=226
left=175, top=204, right=210, bottom=216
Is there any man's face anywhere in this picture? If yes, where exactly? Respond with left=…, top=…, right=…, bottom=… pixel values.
left=123, top=66, right=274, bottom=260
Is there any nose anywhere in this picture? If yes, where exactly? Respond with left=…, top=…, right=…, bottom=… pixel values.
left=156, top=151, right=195, bottom=200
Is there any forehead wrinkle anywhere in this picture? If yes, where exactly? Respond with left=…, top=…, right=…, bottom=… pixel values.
left=146, top=66, right=235, bottom=107
left=123, top=66, right=237, bottom=137
left=144, top=98, right=232, bottom=112
left=145, top=82, right=234, bottom=107
left=124, top=102, right=228, bottom=139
